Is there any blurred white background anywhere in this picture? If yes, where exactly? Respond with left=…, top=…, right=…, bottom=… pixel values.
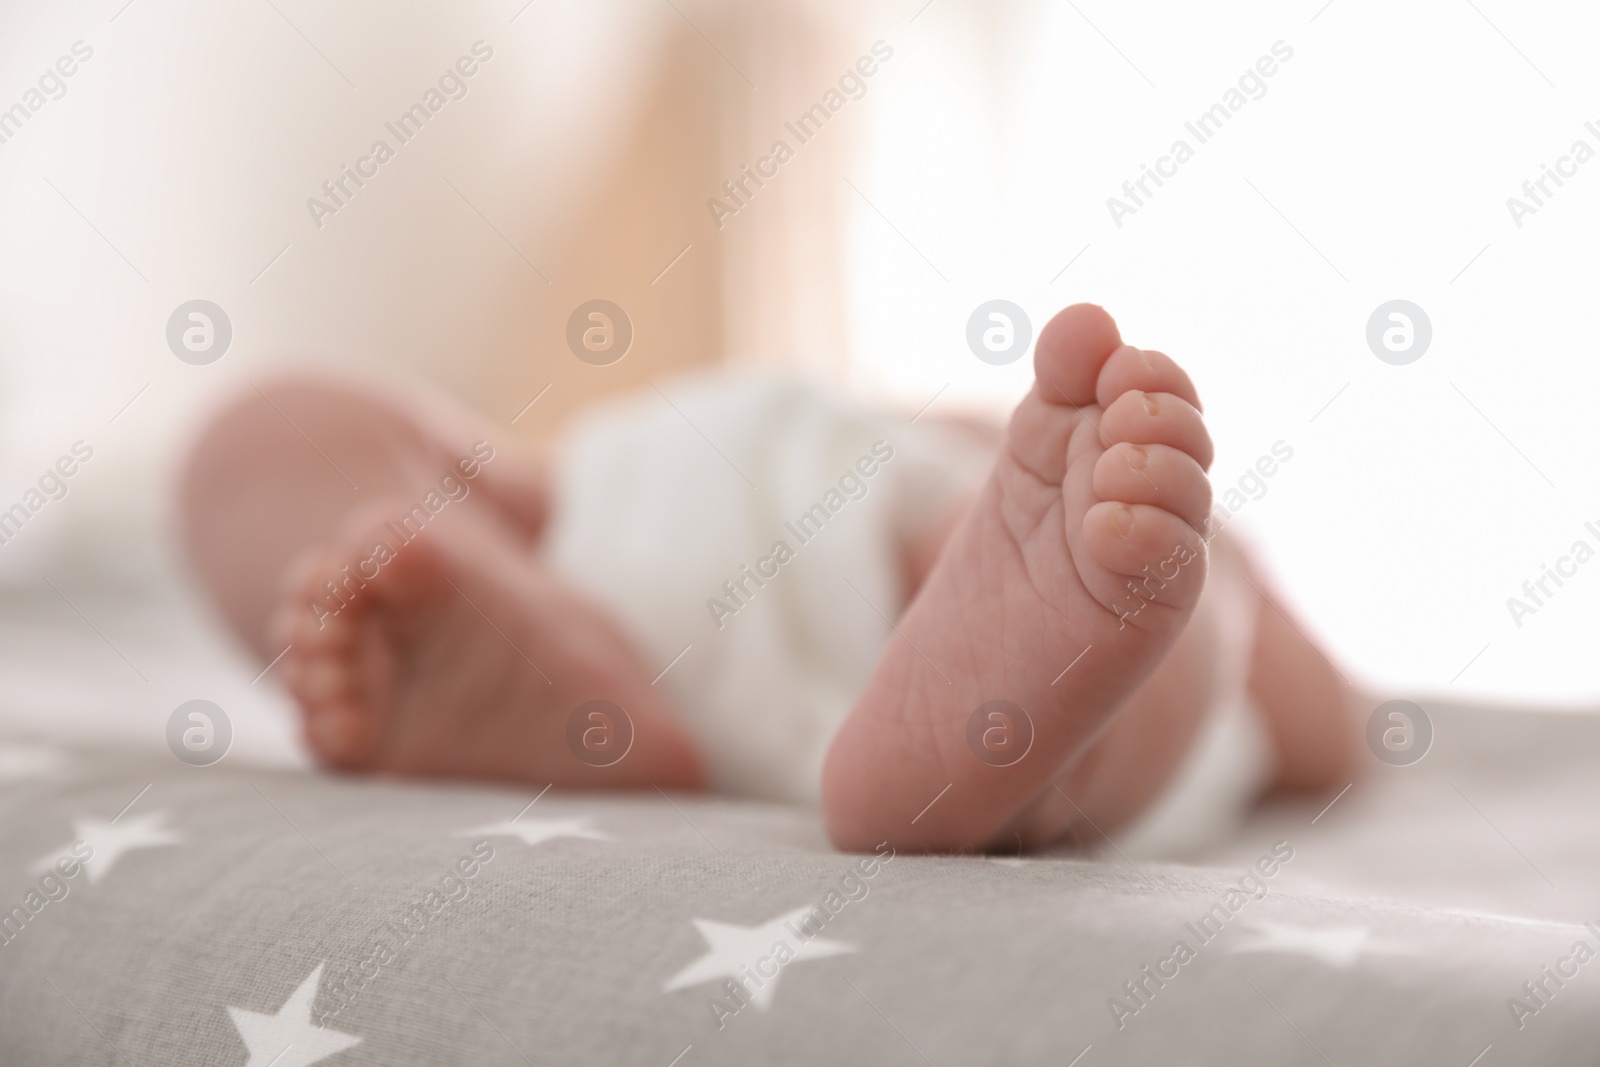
left=843, top=0, right=1600, bottom=706
left=0, top=0, right=1596, bottom=740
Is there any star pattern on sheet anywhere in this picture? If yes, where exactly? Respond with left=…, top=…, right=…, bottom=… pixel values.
left=227, top=963, right=361, bottom=1067
left=663, top=906, right=856, bottom=1009
left=1228, top=921, right=1370, bottom=968
left=0, top=742, right=69, bottom=783
left=457, top=815, right=611, bottom=848
left=31, top=811, right=182, bottom=884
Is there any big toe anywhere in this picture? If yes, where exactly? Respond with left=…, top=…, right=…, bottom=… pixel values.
left=1031, top=304, right=1124, bottom=407
left=273, top=547, right=379, bottom=770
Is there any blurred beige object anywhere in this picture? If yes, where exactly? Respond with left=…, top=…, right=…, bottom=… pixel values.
left=0, top=0, right=865, bottom=584
left=528, top=0, right=863, bottom=435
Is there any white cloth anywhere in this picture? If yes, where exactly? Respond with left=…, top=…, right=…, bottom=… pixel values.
left=546, top=374, right=1273, bottom=844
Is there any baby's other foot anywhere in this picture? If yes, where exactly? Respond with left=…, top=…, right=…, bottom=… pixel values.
left=823, top=304, right=1215, bottom=851
left=271, top=501, right=704, bottom=790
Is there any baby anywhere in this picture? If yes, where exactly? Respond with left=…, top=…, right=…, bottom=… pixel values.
left=180, top=304, right=1359, bottom=853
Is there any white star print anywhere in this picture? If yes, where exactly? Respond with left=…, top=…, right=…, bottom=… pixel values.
left=1228, top=921, right=1371, bottom=968
left=457, top=815, right=611, bottom=848
left=0, top=743, right=68, bottom=783
left=227, top=964, right=361, bottom=1067
left=31, top=811, right=182, bottom=884
left=663, top=906, right=856, bottom=1009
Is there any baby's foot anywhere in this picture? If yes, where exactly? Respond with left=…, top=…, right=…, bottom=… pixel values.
left=271, top=501, right=704, bottom=790
left=822, top=305, right=1214, bottom=851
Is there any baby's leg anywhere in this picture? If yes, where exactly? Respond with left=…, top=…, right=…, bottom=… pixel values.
left=1244, top=569, right=1363, bottom=793
left=179, top=375, right=550, bottom=661
left=181, top=377, right=704, bottom=789
left=1002, top=536, right=1361, bottom=848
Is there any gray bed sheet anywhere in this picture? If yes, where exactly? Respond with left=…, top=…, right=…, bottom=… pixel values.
left=1, top=699, right=1597, bottom=1066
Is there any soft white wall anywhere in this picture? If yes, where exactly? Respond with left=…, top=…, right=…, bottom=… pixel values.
left=844, top=0, right=1600, bottom=704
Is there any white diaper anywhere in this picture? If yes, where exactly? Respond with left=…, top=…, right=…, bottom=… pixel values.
left=1113, top=696, right=1277, bottom=859
left=1115, top=536, right=1279, bottom=859
left=545, top=374, right=984, bottom=802
left=545, top=374, right=1275, bottom=846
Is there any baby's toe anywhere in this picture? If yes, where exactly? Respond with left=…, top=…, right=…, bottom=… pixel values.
left=273, top=549, right=355, bottom=644
left=1091, top=443, right=1213, bottom=532
left=281, top=641, right=375, bottom=767
left=1099, top=389, right=1213, bottom=471
left=1095, top=345, right=1202, bottom=412
left=303, top=698, right=375, bottom=769
left=1081, top=502, right=1208, bottom=615
left=1032, top=304, right=1125, bottom=407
